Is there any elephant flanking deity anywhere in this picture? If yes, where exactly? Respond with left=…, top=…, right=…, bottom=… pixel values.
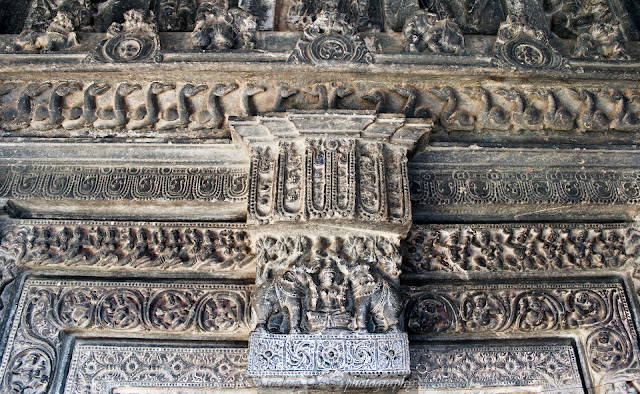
left=250, top=235, right=403, bottom=334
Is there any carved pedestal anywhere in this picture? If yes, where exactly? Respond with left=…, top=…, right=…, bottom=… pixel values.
left=233, top=111, right=429, bottom=388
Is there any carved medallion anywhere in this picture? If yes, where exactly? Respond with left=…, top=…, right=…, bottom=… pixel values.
left=289, top=11, right=374, bottom=64
left=493, top=16, right=569, bottom=70
left=88, top=9, right=162, bottom=63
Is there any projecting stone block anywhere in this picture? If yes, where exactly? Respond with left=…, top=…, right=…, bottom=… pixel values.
left=247, top=330, right=410, bottom=387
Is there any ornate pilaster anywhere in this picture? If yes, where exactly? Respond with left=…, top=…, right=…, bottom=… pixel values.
left=232, top=111, right=430, bottom=387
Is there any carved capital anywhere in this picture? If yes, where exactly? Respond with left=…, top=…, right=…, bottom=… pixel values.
left=232, top=111, right=430, bottom=232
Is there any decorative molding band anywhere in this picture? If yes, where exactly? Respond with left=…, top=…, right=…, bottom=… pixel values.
left=0, top=220, right=254, bottom=275
left=0, top=164, right=248, bottom=202
left=402, top=223, right=639, bottom=274
left=405, top=281, right=640, bottom=388
left=63, top=341, right=583, bottom=393
left=0, top=279, right=253, bottom=393
left=64, top=343, right=250, bottom=393
left=247, top=331, right=410, bottom=387
left=407, top=343, right=583, bottom=393
left=409, top=167, right=640, bottom=206
left=3, top=80, right=640, bottom=136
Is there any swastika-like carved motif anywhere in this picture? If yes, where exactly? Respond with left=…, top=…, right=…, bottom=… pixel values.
left=0, top=279, right=252, bottom=393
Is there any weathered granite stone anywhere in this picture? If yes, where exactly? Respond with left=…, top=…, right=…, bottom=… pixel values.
left=0, top=0, right=639, bottom=392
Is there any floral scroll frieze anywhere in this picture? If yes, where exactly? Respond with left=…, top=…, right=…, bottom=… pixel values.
left=3, top=81, right=640, bottom=136
left=405, top=282, right=640, bottom=388
left=0, top=164, right=248, bottom=202
left=0, top=220, right=254, bottom=274
left=0, top=279, right=253, bottom=394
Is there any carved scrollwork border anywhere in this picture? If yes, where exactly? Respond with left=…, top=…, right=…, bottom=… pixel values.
left=405, top=281, right=640, bottom=389
left=0, top=278, right=253, bottom=393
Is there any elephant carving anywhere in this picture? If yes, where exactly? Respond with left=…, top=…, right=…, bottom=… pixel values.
left=350, top=264, right=402, bottom=333
left=251, top=265, right=311, bottom=333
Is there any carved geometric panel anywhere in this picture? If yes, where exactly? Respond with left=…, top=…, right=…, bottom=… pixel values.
left=407, top=342, right=583, bottom=393
left=62, top=341, right=584, bottom=393
left=64, top=342, right=250, bottom=393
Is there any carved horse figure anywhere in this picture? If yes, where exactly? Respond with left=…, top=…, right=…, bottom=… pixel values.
left=251, top=264, right=311, bottom=333
left=350, top=263, right=401, bottom=333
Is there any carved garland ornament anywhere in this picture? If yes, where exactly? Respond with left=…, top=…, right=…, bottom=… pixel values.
left=409, top=167, right=640, bottom=206
left=0, top=165, right=248, bottom=202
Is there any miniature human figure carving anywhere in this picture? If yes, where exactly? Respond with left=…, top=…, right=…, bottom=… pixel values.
left=9, top=11, right=79, bottom=52
left=403, top=10, right=464, bottom=53
left=190, top=1, right=257, bottom=51
left=307, top=257, right=353, bottom=330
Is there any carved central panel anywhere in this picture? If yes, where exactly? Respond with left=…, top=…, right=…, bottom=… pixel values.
left=234, top=111, right=428, bottom=387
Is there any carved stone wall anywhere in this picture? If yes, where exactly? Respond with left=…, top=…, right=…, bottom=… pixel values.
left=0, top=0, right=640, bottom=393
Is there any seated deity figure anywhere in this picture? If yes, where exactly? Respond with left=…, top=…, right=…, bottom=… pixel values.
left=307, top=257, right=353, bottom=330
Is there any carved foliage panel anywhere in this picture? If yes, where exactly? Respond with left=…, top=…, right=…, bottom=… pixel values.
left=0, top=279, right=252, bottom=394
left=405, top=282, right=640, bottom=387
left=402, top=224, right=639, bottom=274
left=249, top=138, right=410, bottom=224
left=62, top=342, right=585, bottom=393
left=0, top=221, right=254, bottom=274
left=4, top=80, right=640, bottom=136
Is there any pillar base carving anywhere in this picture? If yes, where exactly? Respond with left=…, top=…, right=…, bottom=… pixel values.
left=247, top=330, right=410, bottom=388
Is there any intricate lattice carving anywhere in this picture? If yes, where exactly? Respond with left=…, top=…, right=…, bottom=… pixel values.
left=65, top=344, right=250, bottom=393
